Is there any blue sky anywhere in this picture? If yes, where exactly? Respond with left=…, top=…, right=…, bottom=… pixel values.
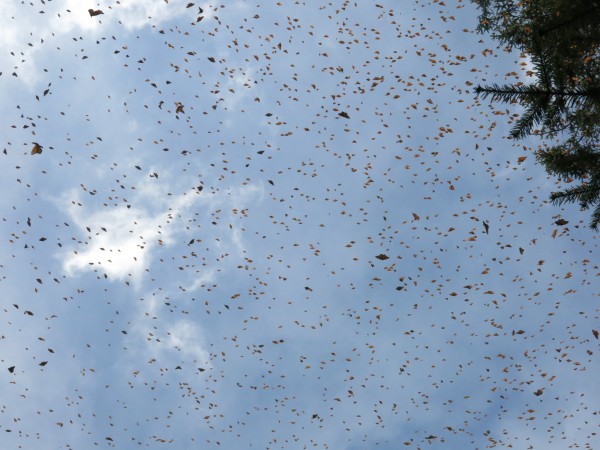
left=0, top=0, right=598, bottom=449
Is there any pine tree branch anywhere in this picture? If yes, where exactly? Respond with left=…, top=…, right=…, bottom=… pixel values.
left=590, top=204, right=600, bottom=230
left=537, top=3, right=600, bottom=38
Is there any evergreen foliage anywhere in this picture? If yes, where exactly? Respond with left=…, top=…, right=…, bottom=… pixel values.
left=473, top=0, right=600, bottom=229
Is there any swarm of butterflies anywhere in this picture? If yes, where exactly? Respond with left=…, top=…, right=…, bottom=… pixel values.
left=3, top=1, right=598, bottom=449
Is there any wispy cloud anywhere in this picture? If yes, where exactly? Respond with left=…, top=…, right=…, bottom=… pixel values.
left=57, top=177, right=262, bottom=289
left=0, top=0, right=199, bottom=87
left=57, top=181, right=195, bottom=284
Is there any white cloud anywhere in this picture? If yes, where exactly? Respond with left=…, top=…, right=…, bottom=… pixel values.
left=129, top=289, right=211, bottom=365
left=61, top=204, right=161, bottom=281
left=221, top=66, right=257, bottom=114
left=57, top=178, right=262, bottom=287
left=0, top=0, right=199, bottom=87
left=58, top=181, right=194, bottom=284
left=108, top=0, right=195, bottom=31
left=164, top=319, right=211, bottom=362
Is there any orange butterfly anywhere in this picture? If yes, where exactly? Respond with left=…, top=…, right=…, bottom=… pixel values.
left=31, top=143, right=43, bottom=155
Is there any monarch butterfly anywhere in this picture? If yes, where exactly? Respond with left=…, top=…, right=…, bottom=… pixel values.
left=31, top=143, right=43, bottom=155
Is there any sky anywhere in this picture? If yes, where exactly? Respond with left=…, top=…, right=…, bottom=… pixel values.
left=0, top=0, right=598, bottom=449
